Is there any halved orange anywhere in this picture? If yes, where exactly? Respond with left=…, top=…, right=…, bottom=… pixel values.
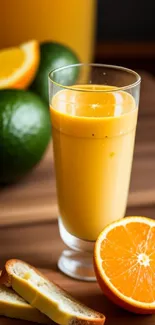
left=94, top=216, right=155, bottom=314
left=0, top=40, right=39, bottom=89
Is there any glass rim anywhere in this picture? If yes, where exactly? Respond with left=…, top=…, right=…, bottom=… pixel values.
left=48, top=63, right=141, bottom=92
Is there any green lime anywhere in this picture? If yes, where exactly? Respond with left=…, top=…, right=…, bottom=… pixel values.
left=0, top=89, right=51, bottom=184
left=30, top=42, right=80, bottom=103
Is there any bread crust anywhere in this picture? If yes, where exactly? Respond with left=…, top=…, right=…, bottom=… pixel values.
left=0, top=259, right=105, bottom=325
left=0, top=283, right=51, bottom=324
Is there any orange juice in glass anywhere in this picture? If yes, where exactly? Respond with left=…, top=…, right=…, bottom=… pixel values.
left=49, top=64, right=141, bottom=281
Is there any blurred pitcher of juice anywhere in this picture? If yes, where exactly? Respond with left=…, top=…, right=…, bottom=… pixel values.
left=0, top=0, right=96, bottom=63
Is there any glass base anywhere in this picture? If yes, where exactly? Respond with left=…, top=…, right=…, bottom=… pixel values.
left=58, top=250, right=96, bottom=281
left=58, top=219, right=96, bottom=281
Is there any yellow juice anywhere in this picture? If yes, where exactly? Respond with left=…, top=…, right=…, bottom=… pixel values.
left=50, top=86, right=138, bottom=241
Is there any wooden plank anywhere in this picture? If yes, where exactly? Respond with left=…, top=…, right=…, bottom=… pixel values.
left=0, top=211, right=155, bottom=325
left=139, top=72, right=155, bottom=116
left=0, top=206, right=154, bottom=269
left=96, top=42, right=155, bottom=59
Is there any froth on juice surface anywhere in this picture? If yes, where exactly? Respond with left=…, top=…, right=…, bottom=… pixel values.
left=50, top=85, right=138, bottom=241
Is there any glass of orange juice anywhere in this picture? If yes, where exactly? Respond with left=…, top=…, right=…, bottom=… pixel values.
left=49, top=64, right=141, bottom=281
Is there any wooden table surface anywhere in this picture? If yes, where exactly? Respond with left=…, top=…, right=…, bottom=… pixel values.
left=0, top=71, right=155, bottom=325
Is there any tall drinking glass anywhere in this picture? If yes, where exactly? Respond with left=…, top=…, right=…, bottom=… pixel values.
left=49, top=64, right=141, bottom=281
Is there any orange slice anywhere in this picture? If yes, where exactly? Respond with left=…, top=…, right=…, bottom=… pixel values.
left=94, top=216, right=155, bottom=314
left=0, top=40, right=39, bottom=89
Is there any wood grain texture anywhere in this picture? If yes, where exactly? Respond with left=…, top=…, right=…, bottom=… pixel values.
left=0, top=72, right=155, bottom=226
left=0, top=212, right=155, bottom=325
left=96, top=42, right=155, bottom=59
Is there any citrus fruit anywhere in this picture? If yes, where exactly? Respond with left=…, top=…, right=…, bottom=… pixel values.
left=30, top=42, right=79, bottom=103
left=0, top=89, right=51, bottom=184
left=0, top=40, right=39, bottom=89
left=94, top=216, right=155, bottom=314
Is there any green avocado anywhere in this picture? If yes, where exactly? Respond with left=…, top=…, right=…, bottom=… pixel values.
left=0, top=89, right=51, bottom=184
left=30, top=42, right=80, bottom=103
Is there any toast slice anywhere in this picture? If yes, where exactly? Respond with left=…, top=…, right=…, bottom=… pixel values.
left=0, top=259, right=105, bottom=325
left=0, top=284, right=51, bottom=323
